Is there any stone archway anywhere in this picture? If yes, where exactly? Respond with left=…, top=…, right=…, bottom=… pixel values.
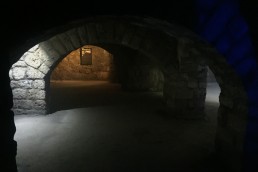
left=9, top=16, right=248, bottom=171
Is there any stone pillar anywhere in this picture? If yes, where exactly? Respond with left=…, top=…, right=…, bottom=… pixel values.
left=9, top=46, right=48, bottom=115
left=1, top=55, right=17, bottom=172
left=163, top=64, right=207, bottom=119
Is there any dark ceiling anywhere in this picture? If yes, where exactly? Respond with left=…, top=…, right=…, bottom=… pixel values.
left=1, top=0, right=258, bottom=57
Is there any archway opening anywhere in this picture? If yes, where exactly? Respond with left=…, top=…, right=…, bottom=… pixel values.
left=49, top=45, right=118, bottom=113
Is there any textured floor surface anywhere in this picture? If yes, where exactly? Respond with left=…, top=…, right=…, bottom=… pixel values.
left=15, top=81, right=223, bottom=172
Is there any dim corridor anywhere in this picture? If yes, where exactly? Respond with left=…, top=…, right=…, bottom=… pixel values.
left=14, top=81, right=224, bottom=172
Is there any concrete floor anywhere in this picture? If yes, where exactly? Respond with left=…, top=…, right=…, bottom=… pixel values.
left=15, top=81, right=222, bottom=172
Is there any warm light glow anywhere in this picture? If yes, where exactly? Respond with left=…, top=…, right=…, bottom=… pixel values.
left=84, top=48, right=92, bottom=54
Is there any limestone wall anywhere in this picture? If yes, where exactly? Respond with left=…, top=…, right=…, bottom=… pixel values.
left=51, top=45, right=115, bottom=81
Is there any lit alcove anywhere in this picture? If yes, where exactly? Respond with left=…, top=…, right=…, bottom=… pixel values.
left=49, top=45, right=118, bottom=113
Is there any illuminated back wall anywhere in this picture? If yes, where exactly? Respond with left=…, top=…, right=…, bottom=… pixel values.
left=51, top=45, right=115, bottom=81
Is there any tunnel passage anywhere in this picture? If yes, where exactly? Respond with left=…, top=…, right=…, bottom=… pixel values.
left=9, top=16, right=248, bottom=171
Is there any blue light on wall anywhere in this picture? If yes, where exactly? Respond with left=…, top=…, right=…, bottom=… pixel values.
left=196, top=0, right=258, bottom=171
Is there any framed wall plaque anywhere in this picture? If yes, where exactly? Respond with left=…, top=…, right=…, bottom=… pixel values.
left=80, top=47, right=92, bottom=65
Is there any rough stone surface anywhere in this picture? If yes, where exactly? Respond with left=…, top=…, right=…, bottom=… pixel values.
left=51, top=45, right=115, bottom=80
left=38, top=43, right=60, bottom=61
left=24, top=52, right=42, bottom=68
left=26, top=67, right=44, bottom=79
left=27, top=89, right=45, bottom=100
left=66, top=29, right=81, bottom=49
left=57, top=33, right=76, bottom=52
left=11, top=80, right=32, bottom=89
left=12, top=67, right=26, bottom=80
left=13, top=100, right=34, bottom=109
left=48, top=36, right=68, bottom=56
left=33, top=100, right=46, bottom=109
left=9, top=69, right=13, bottom=79
left=43, top=59, right=57, bottom=68
left=28, top=44, right=39, bottom=53
left=12, top=60, right=27, bottom=67
left=163, top=63, right=207, bottom=119
left=38, top=63, right=50, bottom=74
left=32, top=80, right=45, bottom=89
left=12, top=89, right=27, bottom=99
left=10, top=50, right=46, bottom=115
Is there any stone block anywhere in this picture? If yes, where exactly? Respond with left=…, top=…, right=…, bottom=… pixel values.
left=12, top=60, right=27, bottom=67
left=26, top=67, right=44, bottom=79
left=12, top=88, right=27, bottom=99
left=12, top=109, right=46, bottom=115
left=27, top=89, right=46, bottom=100
left=44, top=59, right=56, bottom=68
left=12, top=67, right=26, bottom=80
left=11, top=80, right=32, bottom=89
left=33, top=100, right=46, bottom=110
left=24, top=52, right=42, bottom=69
left=32, top=80, right=45, bottom=89
left=13, top=100, right=33, bottom=109
left=28, top=44, right=39, bottom=53
left=38, top=63, right=50, bottom=74
left=39, top=42, right=61, bottom=60
left=57, top=33, right=75, bottom=52
left=48, top=36, right=68, bottom=56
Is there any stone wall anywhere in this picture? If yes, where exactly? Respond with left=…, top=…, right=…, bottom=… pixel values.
left=9, top=46, right=47, bottom=115
left=51, top=45, right=115, bottom=81
left=163, top=64, right=207, bottom=119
